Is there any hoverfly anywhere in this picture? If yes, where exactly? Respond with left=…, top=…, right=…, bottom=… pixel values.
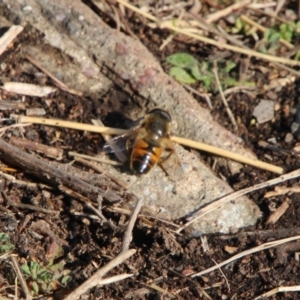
left=103, top=108, right=181, bottom=176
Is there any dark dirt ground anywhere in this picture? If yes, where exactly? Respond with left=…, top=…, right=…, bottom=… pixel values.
left=1, top=1, right=300, bottom=299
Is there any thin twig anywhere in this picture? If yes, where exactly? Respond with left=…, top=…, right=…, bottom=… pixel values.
left=25, top=55, right=83, bottom=96
left=168, top=268, right=213, bottom=300
left=223, top=85, right=257, bottom=96
left=177, top=168, right=300, bottom=234
left=107, top=206, right=180, bottom=228
left=63, top=249, right=136, bottom=300
left=97, top=273, right=134, bottom=285
left=69, top=151, right=122, bottom=166
left=211, top=258, right=230, bottom=291
left=122, top=197, right=143, bottom=252
left=58, top=185, right=116, bottom=229
left=191, top=235, right=300, bottom=277
left=205, top=0, right=252, bottom=24
left=240, top=14, right=294, bottom=49
left=10, top=255, right=32, bottom=300
left=74, top=157, right=130, bottom=189
left=14, top=115, right=284, bottom=174
left=7, top=201, right=60, bottom=215
left=212, top=61, right=238, bottom=131
left=254, top=285, right=300, bottom=300
left=251, top=8, right=300, bottom=33
left=182, top=84, right=213, bottom=109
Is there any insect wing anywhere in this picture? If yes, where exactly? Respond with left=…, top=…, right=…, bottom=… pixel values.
left=102, top=128, right=139, bottom=154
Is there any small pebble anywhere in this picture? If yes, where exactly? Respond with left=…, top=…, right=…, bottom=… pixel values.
left=253, top=100, right=274, bottom=124
left=267, top=137, right=277, bottom=144
left=285, top=133, right=294, bottom=144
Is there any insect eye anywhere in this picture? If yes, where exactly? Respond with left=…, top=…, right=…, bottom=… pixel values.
left=148, top=108, right=172, bottom=122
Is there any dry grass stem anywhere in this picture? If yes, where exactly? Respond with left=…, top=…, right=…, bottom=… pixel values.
left=0, top=25, right=23, bottom=56
left=205, top=0, right=251, bottom=24
left=266, top=198, right=290, bottom=224
left=192, top=235, right=300, bottom=277
left=10, top=136, right=63, bottom=160
left=7, top=201, right=60, bottom=215
left=10, top=255, right=32, bottom=300
left=58, top=185, right=115, bottom=229
left=122, top=197, right=143, bottom=252
left=107, top=206, right=180, bottom=228
left=264, top=186, right=300, bottom=197
left=248, top=3, right=277, bottom=9
left=240, top=14, right=294, bottom=49
left=14, top=115, right=284, bottom=174
left=168, top=268, right=213, bottom=300
left=63, top=249, right=136, bottom=300
left=212, top=61, right=237, bottom=131
left=177, top=168, right=300, bottom=234
left=74, top=157, right=130, bottom=189
left=171, top=136, right=283, bottom=174
left=143, top=282, right=178, bottom=299
left=91, top=119, right=112, bottom=142
left=223, top=85, right=257, bottom=95
left=1, top=82, right=56, bottom=97
left=182, top=84, right=213, bottom=109
left=211, top=258, right=230, bottom=291
left=98, top=273, right=134, bottom=285
left=254, top=285, right=300, bottom=300
left=115, top=0, right=300, bottom=66
left=216, top=22, right=300, bottom=78
left=251, top=8, right=300, bottom=32
left=69, top=151, right=122, bottom=166
left=25, top=55, right=83, bottom=96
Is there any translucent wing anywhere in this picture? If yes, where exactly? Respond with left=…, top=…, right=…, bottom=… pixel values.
left=102, top=127, right=139, bottom=154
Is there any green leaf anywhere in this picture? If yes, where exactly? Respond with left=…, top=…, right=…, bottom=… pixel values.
left=32, top=281, right=39, bottom=294
left=61, top=275, right=72, bottom=286
left=38, top=269, right=51, bottom=281
left=190, top=65, right=202, bottom=80
left=233, top=17, right=245, bottom=33
left=0, top=244, right=14, bottom=253
left=258, top=43, right=268, bottom=53
left=223, top=77, right=239, bottom=86
left=264, top=29, right=280, bottom=43
left=48, top=262, right=65, bottom=271
left=169, top=67, right=196, bottom=84
left=30, top=262, right=39, bottom=279
left=280, top=23, right=294, bottom=42
left=0, top=233, right=9, bottom=242
left=166, top=53, right=198, bottom=69
left=225, top=61, right=236, bottom=73
left=21, top=264, right=31, bottom=275
left=202, top=76, right=213, bottom=90
left=269, top=32, right=281, bottom=43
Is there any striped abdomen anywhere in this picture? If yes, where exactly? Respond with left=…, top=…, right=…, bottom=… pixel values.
left=130, top=138, right=163, bottom=174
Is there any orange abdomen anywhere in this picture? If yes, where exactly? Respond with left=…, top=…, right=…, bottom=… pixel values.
left=130, top=139, right=163, bottom=174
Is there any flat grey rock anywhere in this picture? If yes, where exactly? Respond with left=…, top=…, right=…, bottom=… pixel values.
left=102, top=144, right=262, bottom=235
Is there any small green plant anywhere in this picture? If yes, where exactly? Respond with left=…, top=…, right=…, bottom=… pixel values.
left=233, top=17, right=300, bottom=59
left=21, top=244, right=72, bottom=295
left=21, top=261, right=53, bottom=294
left=0, top=233, right=14, bottom=254
left=166, top=53, right=253, bottom=91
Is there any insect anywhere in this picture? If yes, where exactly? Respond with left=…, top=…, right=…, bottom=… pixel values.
left=103, top=108, right=180, bottom=175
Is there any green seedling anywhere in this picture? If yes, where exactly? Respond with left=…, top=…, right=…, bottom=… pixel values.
left=166, top=53, right=254, bottom=92
left=21, top=243, right=72, bottom=295
left=0, top=233, right=14, bottom=254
